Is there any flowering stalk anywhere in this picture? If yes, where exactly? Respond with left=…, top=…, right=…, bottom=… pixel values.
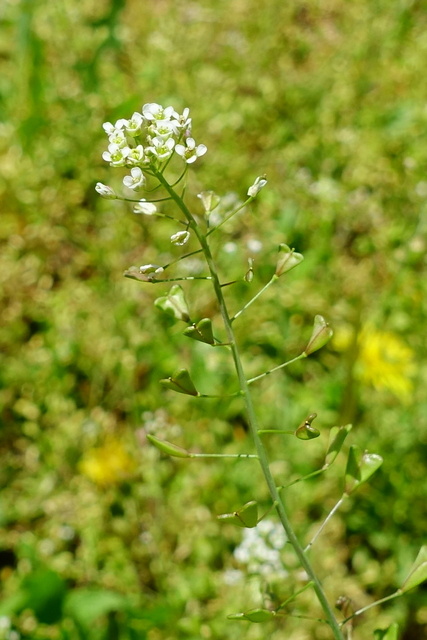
left=153, top=171, right=345, bottom=640
left=97, top=102, right=344, bottom=638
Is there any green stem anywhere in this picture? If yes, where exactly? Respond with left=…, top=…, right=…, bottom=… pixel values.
left=305, top=496, right=345, bottom=552
left=189, top=452, right=258, bottom=460
left=231, top=276, right=277, bottom=322
left=153, top=169, right=344, bottom=640
left=341, top=590, right=402, bottom=626
left=247, top=353, right=306, bottom=385
left=206, top=196, right=254, bottom=236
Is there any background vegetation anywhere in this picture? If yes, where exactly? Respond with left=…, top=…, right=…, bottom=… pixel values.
left=1, top=0, right=426, bottom=638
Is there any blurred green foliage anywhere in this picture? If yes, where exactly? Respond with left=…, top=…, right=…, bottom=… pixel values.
left=1, top=0, right=426, bottom=638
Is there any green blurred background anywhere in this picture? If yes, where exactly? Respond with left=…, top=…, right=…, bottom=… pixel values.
left=1, top=0, right=426, bottom=638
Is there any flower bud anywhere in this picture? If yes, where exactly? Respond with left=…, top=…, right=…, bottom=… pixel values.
left=275, top=244, right=304, bottom=276
left=95, top=182, right=117, bottom=199
left=247, top=175, right=267, bottom=197
left=304, top=315, right=333, bottom=356
left=170, top=230, right=190, bottom=246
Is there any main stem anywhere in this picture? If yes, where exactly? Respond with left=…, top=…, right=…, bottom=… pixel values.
left=154, top=170, right=344, bottom=640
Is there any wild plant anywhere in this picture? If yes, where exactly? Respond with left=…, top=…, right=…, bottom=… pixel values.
left=97, top=101, right=426, bottom=640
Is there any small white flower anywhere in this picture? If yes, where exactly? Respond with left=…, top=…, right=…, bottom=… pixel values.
left=142, top=103, right=179, bottom=121
left=148, top=119, right=177, bottom=140
left=146, top=136, right=175, bottom=160
left=108, top=129, right=128, bottom=148
left=133, top=199, right=157, bottom=215
left=126, top=145, right=146, bottom=166
left=103, top=119, right=128, bottom=135
left=123, top=167, right=146, bottom=190
left=170, top=230, right=190, bottom=246
left=102, top=143, right=131, bottom=167
left=124, top=112, right=144, bottom=136
left=247, top=175, right=268, bottom=197
left=177, top=107, right=191, bottom=129
left=175, top=137, right=207, bottom=164
left=95, top=182, right=117, bottom=199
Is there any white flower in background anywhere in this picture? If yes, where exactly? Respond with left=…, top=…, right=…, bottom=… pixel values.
left=142, top=103, right=179, bottom=122
left=170, top=230, right=190, bottom=246
left=126, top=145, right=146, bottom=166
left=234, top=520, right=287, bottom=578
left=102, top=143, right=130, bottom=167
left=146, top=136, right=175, bottom=161
left=124, top=112, right=144, bottom=136
left=123, top=167, right=146, bottom=189
left=247, top=238, right=263, bottom=253
left=133, top=199, right=157, bottom=215
left=175, top=137, right=207, bottom=164
left=95, top=182, right=117, bottom=199
left=247, top=175, right=268, bottom=197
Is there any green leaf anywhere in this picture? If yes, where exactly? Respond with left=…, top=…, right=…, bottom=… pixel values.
left=217, top=501, right=258, bottom=528
left=146, top=434, right=190, bottom=458
left=155, top=285, right=190, bottom=322
left=324, top=424, right=352, bottom=467
left=15, top=568, right=68, bottom=624
left=160, top=369, right=199, bottom=396
left=228, top=608, right=275, bottom=623
left=64, top=588, right=129, bottom=627
left=183, top=318, right=215, bottom=345
left=374, top=623, right=399, bottom=640
left=401, top=546, right=427, bottom=592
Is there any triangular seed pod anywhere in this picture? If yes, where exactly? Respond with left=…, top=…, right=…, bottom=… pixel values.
left=146, top=434, right=190, bottom=458
left=160, top=369, right=199, bottom=396
left=183, top=318, right=215, bottom=345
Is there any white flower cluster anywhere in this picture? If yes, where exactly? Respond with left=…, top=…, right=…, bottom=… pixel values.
left=101, top=102, right=207, bottom=179
left=233, top=519, right=288, bottom=578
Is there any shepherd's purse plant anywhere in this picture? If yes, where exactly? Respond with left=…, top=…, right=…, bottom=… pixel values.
left=96, top=101, right=427, bottom=640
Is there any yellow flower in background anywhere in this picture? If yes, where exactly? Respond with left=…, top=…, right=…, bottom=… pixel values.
left=79, top=439, right=136, bottom=486
left=334, top=324, right=416, bottom=402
